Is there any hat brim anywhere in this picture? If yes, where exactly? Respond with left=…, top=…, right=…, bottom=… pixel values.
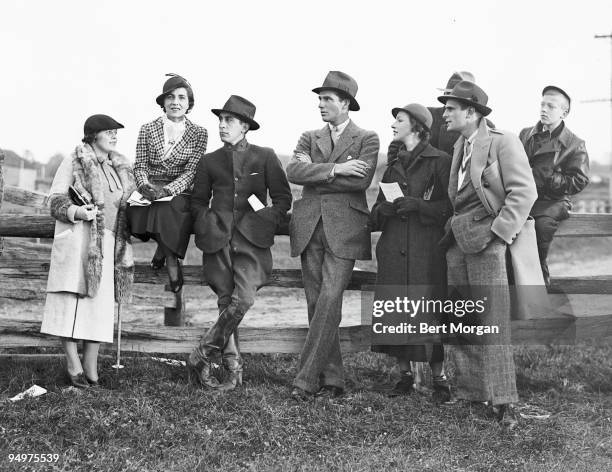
left=211, top=109, right=260, bottom=131
left=391, top=108, right=431, bottom=130
left=312, top=87, right=360, bottom=111
left=437, top=94, right=492, bottom=116
left=155, top=83, right=192, bottom=107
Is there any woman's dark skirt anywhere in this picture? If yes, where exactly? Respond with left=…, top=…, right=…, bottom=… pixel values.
left=127, top=194, right=192, bottom=259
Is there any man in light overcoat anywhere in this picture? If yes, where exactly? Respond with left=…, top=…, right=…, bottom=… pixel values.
left=287, top=71, right=379, bottom=399
left=438, top=81, right=537, bottom=429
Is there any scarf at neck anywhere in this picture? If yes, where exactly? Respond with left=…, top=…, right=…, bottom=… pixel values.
left=398, top=139, right=429, bottom=169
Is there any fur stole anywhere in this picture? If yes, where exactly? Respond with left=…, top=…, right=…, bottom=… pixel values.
left=62, top=144, right=135, bottom=302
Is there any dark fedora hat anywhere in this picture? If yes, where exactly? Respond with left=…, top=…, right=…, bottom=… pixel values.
left=542, top=85, right=571, bottom=112
left=438, top=71, right=475, bottom=94
left=438, top=80, right=492, bottom=116
left=211, top=95, right=260, bottom=130
left=392, top=103, right=433, bottom=130
left=312, top=70, right=360, bottom=111
left=83, top=114, right=124, bottom=135
left=155, top=73, right=194, bottom=107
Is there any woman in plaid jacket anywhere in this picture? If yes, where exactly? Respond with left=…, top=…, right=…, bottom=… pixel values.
left=127, top=74, right=208, bottom=292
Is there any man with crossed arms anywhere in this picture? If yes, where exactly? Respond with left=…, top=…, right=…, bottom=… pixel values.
left=287, top=71, right=379, bottom=399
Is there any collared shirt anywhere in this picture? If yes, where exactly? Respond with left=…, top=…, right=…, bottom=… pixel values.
left=528, top=121, right=565, bottom=160
left=162, top=114, right=186, bottom=154
left=457, top=129, right=478, bottom=190
left=329, top=118, right=350, bottom=144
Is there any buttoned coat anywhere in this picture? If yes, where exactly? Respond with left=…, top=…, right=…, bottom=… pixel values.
left=371, top=143, right=451, bottom=286
left=134, top=116, right=208, bottom=195
left=287, top=120, right=379, bottom=260
left=191, top=142, right=292, bottom=254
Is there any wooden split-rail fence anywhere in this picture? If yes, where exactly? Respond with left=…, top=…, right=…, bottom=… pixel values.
left=1, top=159, right=612, bottom=354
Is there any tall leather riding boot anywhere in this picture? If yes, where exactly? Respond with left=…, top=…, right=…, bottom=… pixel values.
left=187, top=305, right=244, bottom=388
left=220, top=329, right=243, bottom=391
left=187, top=304, right=245, bottom=388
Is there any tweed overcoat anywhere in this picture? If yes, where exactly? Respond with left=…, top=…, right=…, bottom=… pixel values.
left=287, top=120, right=379, bottom=260
left=134, top=116, right=208, bottom=195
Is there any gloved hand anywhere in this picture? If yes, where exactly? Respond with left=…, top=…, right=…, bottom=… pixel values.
left=393, top=196, right=420, bottom=216
left=376, top=201, right=396, bottom=217
left=75, top=204, right=98, bottom=221
left=138, top=183, right=157, bottom=201
left=150, top=185, right=171, bottom=200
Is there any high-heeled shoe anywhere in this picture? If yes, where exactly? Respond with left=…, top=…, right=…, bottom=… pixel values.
left=84, top=375, right=100, bottom=388
left=168, top=260, right=183, bottom=293
left=150, top=255, right=166, bottom=270
left=66, top=372, right=90, bottom=389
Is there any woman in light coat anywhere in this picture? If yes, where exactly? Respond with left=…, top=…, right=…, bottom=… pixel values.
left=41, top=114, right=134, bottom=388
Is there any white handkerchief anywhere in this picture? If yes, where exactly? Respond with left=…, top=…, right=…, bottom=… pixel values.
left=248, top=194, right=265, bottom=211
left=154, top=195, right=174, bottom=202
left=346, top=155, right=353, bottom=160
left=379, top=182, right=404, bottom=202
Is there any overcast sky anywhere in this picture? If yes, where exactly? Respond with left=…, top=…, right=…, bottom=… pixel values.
left=2, top=0, right=611, bottom=165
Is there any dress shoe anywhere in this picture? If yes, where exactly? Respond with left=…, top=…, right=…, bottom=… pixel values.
left=84, top=375, right=100, bottom=387
left=67, top=372, right=90, bottom=389
left=315, top=385, right=344, bottom=398
left=291, top=387, right=314, bottom=401
left=388, top=372, right=414, bottom=397
left=186, top=354, right=221, bottom=389
left=432, top=376, right=452, bottom=403
left=150, top=255, right=166, bottom=270
left=496, top=404, right=520, bottom=430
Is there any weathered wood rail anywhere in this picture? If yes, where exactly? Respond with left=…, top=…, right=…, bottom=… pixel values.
left=1, top=185, right=612, bottom=353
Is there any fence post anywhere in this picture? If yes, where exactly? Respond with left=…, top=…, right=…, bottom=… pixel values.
left=164, top=286, right=185, bottom=326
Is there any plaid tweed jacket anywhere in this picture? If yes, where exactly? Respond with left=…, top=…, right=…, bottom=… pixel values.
left=134, top=116, right=208, bottom=195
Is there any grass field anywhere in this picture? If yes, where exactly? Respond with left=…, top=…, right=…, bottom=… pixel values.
left=1, top=345, right=611, bottom=471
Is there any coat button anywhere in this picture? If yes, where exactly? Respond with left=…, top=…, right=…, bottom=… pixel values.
left=234, top=193, right=238, bottom=197
left=235, top=177, right=238, bottom=182
left=400, top=250, right=406, bottom=256
left=483, top=181, right=490, bottom=188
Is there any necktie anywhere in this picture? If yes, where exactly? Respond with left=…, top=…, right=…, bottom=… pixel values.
left=457, top=140, right=472, bottom=190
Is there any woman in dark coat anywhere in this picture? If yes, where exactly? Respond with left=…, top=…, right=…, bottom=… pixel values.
left=128, top=74, right=208, bottom=292
left=370, top=103, right=452, bottom=400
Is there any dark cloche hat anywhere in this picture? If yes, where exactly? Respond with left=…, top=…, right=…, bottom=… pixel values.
left=542, top=85, right=571, bottom=112
left=312, top=70, right=360, bottom=111
left=211, top=95, right=260, bottom=130
left=438, top=71, right=476, bottom=94
left=83, top=114, right=124, bottom=135
left=392, top=103, right=433, bottom=130
left=437, top=80, right=492, bottom=116
left=156, top=73, right=194, bottom=107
